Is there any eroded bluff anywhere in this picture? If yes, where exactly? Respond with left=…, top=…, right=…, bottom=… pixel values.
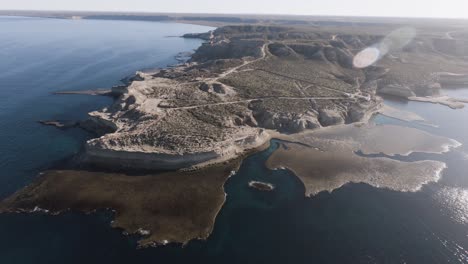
left=84, top=25, right=384, bottom=170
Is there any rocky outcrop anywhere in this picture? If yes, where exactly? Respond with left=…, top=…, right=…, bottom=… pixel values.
left=191, top=39, right=264, bottom=62
left=438, top=72, right=468, bottom=86
left=252, top=107, right=321, bottom=133
left=365, top=66, right=389, bottom=81
left=285, top=43, right=354, bottom=68
left=318, top=108, right=345, bottom=127
left=346, top=99, right=383, bottom=123
left=84, top=144, right=220, bottom=170
left=183, top=31, right=213, bottom=41
left=378, top=84, right=416, bottom=98
left=324, top=46, right=354, bottom=68
left=38, top=120, right=78, bottom=129
left=80, top=26, right=388, bottom=170
left=248, top=181, right=275, bottom=191
left=412, top=82, right=441, bottom=97
left=288, top=44, right=322, bottom=58
left=268, top=43, right=298, bottom=58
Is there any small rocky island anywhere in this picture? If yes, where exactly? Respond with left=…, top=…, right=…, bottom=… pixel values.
left=2, top=20, right=468, bottom=247
left=249, top=181, right=275, bottom=191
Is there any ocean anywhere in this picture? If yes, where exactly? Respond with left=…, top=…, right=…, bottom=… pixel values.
left=0, top=16, right=467, bottom=264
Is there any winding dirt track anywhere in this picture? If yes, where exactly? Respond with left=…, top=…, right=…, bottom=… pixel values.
left=212, top=42, right=270, bottom=81
left=164, top=41, right=371, bottom=111
left=165, top=96, right=349, bottom=110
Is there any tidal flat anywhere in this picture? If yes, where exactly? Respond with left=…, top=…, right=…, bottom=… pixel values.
left=276, top=123, right=461, bottom=156
left=267, top=124, right=459, bottom=196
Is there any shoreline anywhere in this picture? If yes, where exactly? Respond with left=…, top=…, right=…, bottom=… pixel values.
left=76, top=35, right=384, bottom=171
left=21, top=21, right=466, bottom=183
left=3, top=20, right=468, bottom=249
left=0, top=161, right=240, bottom=247
left=45, top=26, right=468, bottom=172
left=266, top=137, right=450, bottom=197
left=40, top=21, right=468, bottom=172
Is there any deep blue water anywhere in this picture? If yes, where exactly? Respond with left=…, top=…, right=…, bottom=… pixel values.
left=0, top=16, right=212, bottom=197
left=0, top=16, right=467, bottom=264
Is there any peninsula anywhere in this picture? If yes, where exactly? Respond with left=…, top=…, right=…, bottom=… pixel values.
left=80, top=23, right=468, bottom=170
left=1, top=15, right=468, bottom=247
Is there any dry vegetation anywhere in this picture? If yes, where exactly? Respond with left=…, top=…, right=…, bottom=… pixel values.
left=3, top=17, right=468, bottom=246
left=0, top=161, right=240, bottom=247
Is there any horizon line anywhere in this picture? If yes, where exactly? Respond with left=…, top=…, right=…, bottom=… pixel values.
left=1, top=9, right=468, bottom=21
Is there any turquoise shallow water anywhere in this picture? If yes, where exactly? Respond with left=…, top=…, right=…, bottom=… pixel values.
left=0, top=16, right=467, bottom=264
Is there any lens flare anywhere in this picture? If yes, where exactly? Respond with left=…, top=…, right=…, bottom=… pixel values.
left=353, top=27, right=416, bottom=68
left=353, top=47, right=380, bottom=68
left=383, top=27, right=416, bottom=51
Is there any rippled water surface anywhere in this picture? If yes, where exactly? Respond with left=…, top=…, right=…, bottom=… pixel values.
left=0, top=16, right=212, bottom=197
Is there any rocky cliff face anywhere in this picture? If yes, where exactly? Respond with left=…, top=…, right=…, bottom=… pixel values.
left=85, top=25, right=461, bottom=170
left=83, top=72, right=272, bottom=170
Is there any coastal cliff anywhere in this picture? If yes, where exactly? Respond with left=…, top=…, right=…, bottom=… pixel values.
left=76, top=24, right=468, bottom=170
left=81, top=25, right=385, bottom=170
left=2, top=21, right=468, bottom=248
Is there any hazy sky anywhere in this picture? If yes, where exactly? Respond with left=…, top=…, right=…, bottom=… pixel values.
left=2, top=0, right=468, bottom=19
